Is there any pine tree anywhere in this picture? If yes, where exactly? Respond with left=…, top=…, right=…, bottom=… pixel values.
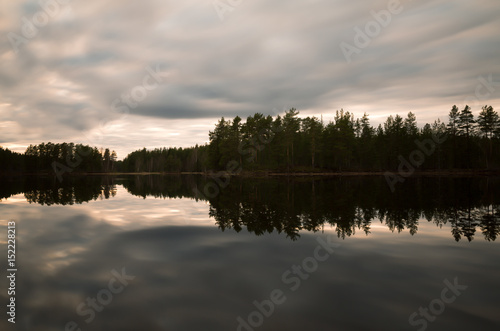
left=457, top=105, right=475, bottom=138
left=477, top=105, right=499, bottom=139
left=477, top=105, right=499, bottom=168
left=447, top=105, right=460, bottom=136
left=457, top=105, right=475, bottom=168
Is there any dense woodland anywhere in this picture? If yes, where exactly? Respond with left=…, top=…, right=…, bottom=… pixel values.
left=1, top=105, right=499, bottom=175
left=203, top=105, right=500, bottom=172
left=0, top=142, right=118, bottom=174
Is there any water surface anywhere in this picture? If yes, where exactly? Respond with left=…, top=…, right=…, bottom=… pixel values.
left=0, top=175, right=499, bottom=330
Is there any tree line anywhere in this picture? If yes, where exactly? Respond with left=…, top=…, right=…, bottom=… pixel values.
left=1, top=104, right=499, bottom=175
left=121, top=145, right=209, bottom=173
left=206, top=105, right=500, bottom=171
left=0, top=142, right=118, bottom=174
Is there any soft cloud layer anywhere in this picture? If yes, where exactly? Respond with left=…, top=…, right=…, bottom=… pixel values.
left=1, top=0, right=499, bottom=157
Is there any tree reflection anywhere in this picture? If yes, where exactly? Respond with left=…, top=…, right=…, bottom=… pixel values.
left=201, top=176, right=500, bottom=242
left=479, top=205, right=500, bottom=241
left=1, top=175, right=499, bottom=242
left=0, top=176, right=116, bottom=205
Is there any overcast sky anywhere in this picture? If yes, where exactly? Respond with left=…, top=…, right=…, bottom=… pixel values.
left=1, top=0, right=499, bottom=158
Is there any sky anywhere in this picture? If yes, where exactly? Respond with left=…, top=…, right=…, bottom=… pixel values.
left=1, top=0, right=499, bottom=159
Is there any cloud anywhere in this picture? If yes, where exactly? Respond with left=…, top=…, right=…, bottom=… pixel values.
left=2, top=198, right=500, bottom=330
left=1, top=0, right=499, bottom=155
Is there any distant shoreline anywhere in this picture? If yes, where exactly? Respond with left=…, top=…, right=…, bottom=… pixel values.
left=1, top=169, right=500, bottom=178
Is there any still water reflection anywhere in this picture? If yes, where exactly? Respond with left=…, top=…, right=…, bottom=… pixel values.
left=0, top=175, right=499, bottom=330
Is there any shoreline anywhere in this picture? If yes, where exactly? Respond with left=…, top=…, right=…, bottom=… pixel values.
left=1, top=169, right=500, bottom=178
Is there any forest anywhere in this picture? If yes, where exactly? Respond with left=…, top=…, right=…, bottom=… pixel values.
left=0, top=142, right=118, bottom=174
left=1, top=104, right=499, bottom=175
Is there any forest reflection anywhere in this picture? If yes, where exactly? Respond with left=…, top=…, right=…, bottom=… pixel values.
left=2, top=175, right=499, bottom=242
left=1, top=176, right=117, bottom=205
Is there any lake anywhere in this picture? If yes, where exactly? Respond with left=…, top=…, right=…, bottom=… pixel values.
left=1, top=175, right=499, bottom=330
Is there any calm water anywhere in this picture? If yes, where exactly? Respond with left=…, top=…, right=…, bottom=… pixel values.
left=1, top=175, right=499, bottom=331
